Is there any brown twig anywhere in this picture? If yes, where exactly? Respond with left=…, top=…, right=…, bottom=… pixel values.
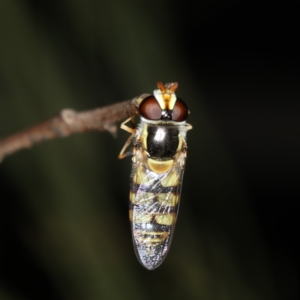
left=0, top=94, right=149, bottom=163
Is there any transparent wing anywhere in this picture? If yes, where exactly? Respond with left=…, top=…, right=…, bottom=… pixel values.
left=129, top=147, right=186, bottom=270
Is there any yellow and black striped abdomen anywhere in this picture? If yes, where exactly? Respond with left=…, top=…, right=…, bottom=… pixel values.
left=129, top=159, right=183, bottom=270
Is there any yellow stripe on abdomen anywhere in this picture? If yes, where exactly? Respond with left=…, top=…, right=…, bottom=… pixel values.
left=134, top=230, right=169, bottom=245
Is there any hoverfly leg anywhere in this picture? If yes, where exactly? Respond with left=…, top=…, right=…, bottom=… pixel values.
left=121, top=117, right=136, bottom=134
left=185, top=123, right=193, bottom=131
left=118, top=133, right=135, bottom=159
left=118, top=117, right=136, bottom=159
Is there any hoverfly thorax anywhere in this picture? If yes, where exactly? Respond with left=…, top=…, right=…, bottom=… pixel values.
left=119, top=82, right=192, bottom=270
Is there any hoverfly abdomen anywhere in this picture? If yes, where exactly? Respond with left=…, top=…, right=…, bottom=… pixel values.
left=119, top=82, right=192, bottom=270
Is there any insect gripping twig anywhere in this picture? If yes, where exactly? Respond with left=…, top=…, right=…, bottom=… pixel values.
left=1, top=82, right=192, bottom=270
left=0, top=94, right=150, bottom=163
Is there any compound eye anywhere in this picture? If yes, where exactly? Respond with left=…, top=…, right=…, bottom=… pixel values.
left=172, top=97, right=188, bottom=122
left=139, top=96, right=162, bottom=120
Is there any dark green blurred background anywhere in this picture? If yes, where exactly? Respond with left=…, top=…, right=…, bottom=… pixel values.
left=1, top=1, right=299, bottom=299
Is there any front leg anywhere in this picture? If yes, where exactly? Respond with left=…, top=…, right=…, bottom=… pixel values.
left=118, top=117, right=136, bottom=159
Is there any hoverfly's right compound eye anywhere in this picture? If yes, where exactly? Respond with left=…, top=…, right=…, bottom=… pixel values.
left=172, top=97, right=189, bottom=122
left=139, top=96, right=162, bottom=120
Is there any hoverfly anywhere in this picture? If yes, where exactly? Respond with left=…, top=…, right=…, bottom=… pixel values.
left=119, top=82, right=192, bottom=270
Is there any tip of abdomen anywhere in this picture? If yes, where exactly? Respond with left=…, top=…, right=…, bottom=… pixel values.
left=132, top=222, right=172, bottom=270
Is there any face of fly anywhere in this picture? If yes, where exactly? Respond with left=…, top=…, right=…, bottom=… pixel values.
left=119, top=82, right=192, bottom=270
left=138, top=82, right=189, bottom=123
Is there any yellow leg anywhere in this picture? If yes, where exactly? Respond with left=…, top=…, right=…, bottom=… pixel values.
left=120, top=117, right=136, bottom=134
left=118, top=117, right=136, bottom=159
left=185, top=123, right=193, bottom=131
left=118, top=133, right=135, bottom=159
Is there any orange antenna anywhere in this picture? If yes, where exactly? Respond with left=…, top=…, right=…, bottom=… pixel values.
left=170, top=82, right=178, bottom=93
left=154, top=81, right=178, bottom=110
left=157, top=81, right=165, bottom=92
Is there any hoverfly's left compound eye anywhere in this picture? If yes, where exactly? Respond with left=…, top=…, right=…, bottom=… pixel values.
left=172, top=97, right=189, bottom=122
left=139, top=95, right=162, bottom=120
